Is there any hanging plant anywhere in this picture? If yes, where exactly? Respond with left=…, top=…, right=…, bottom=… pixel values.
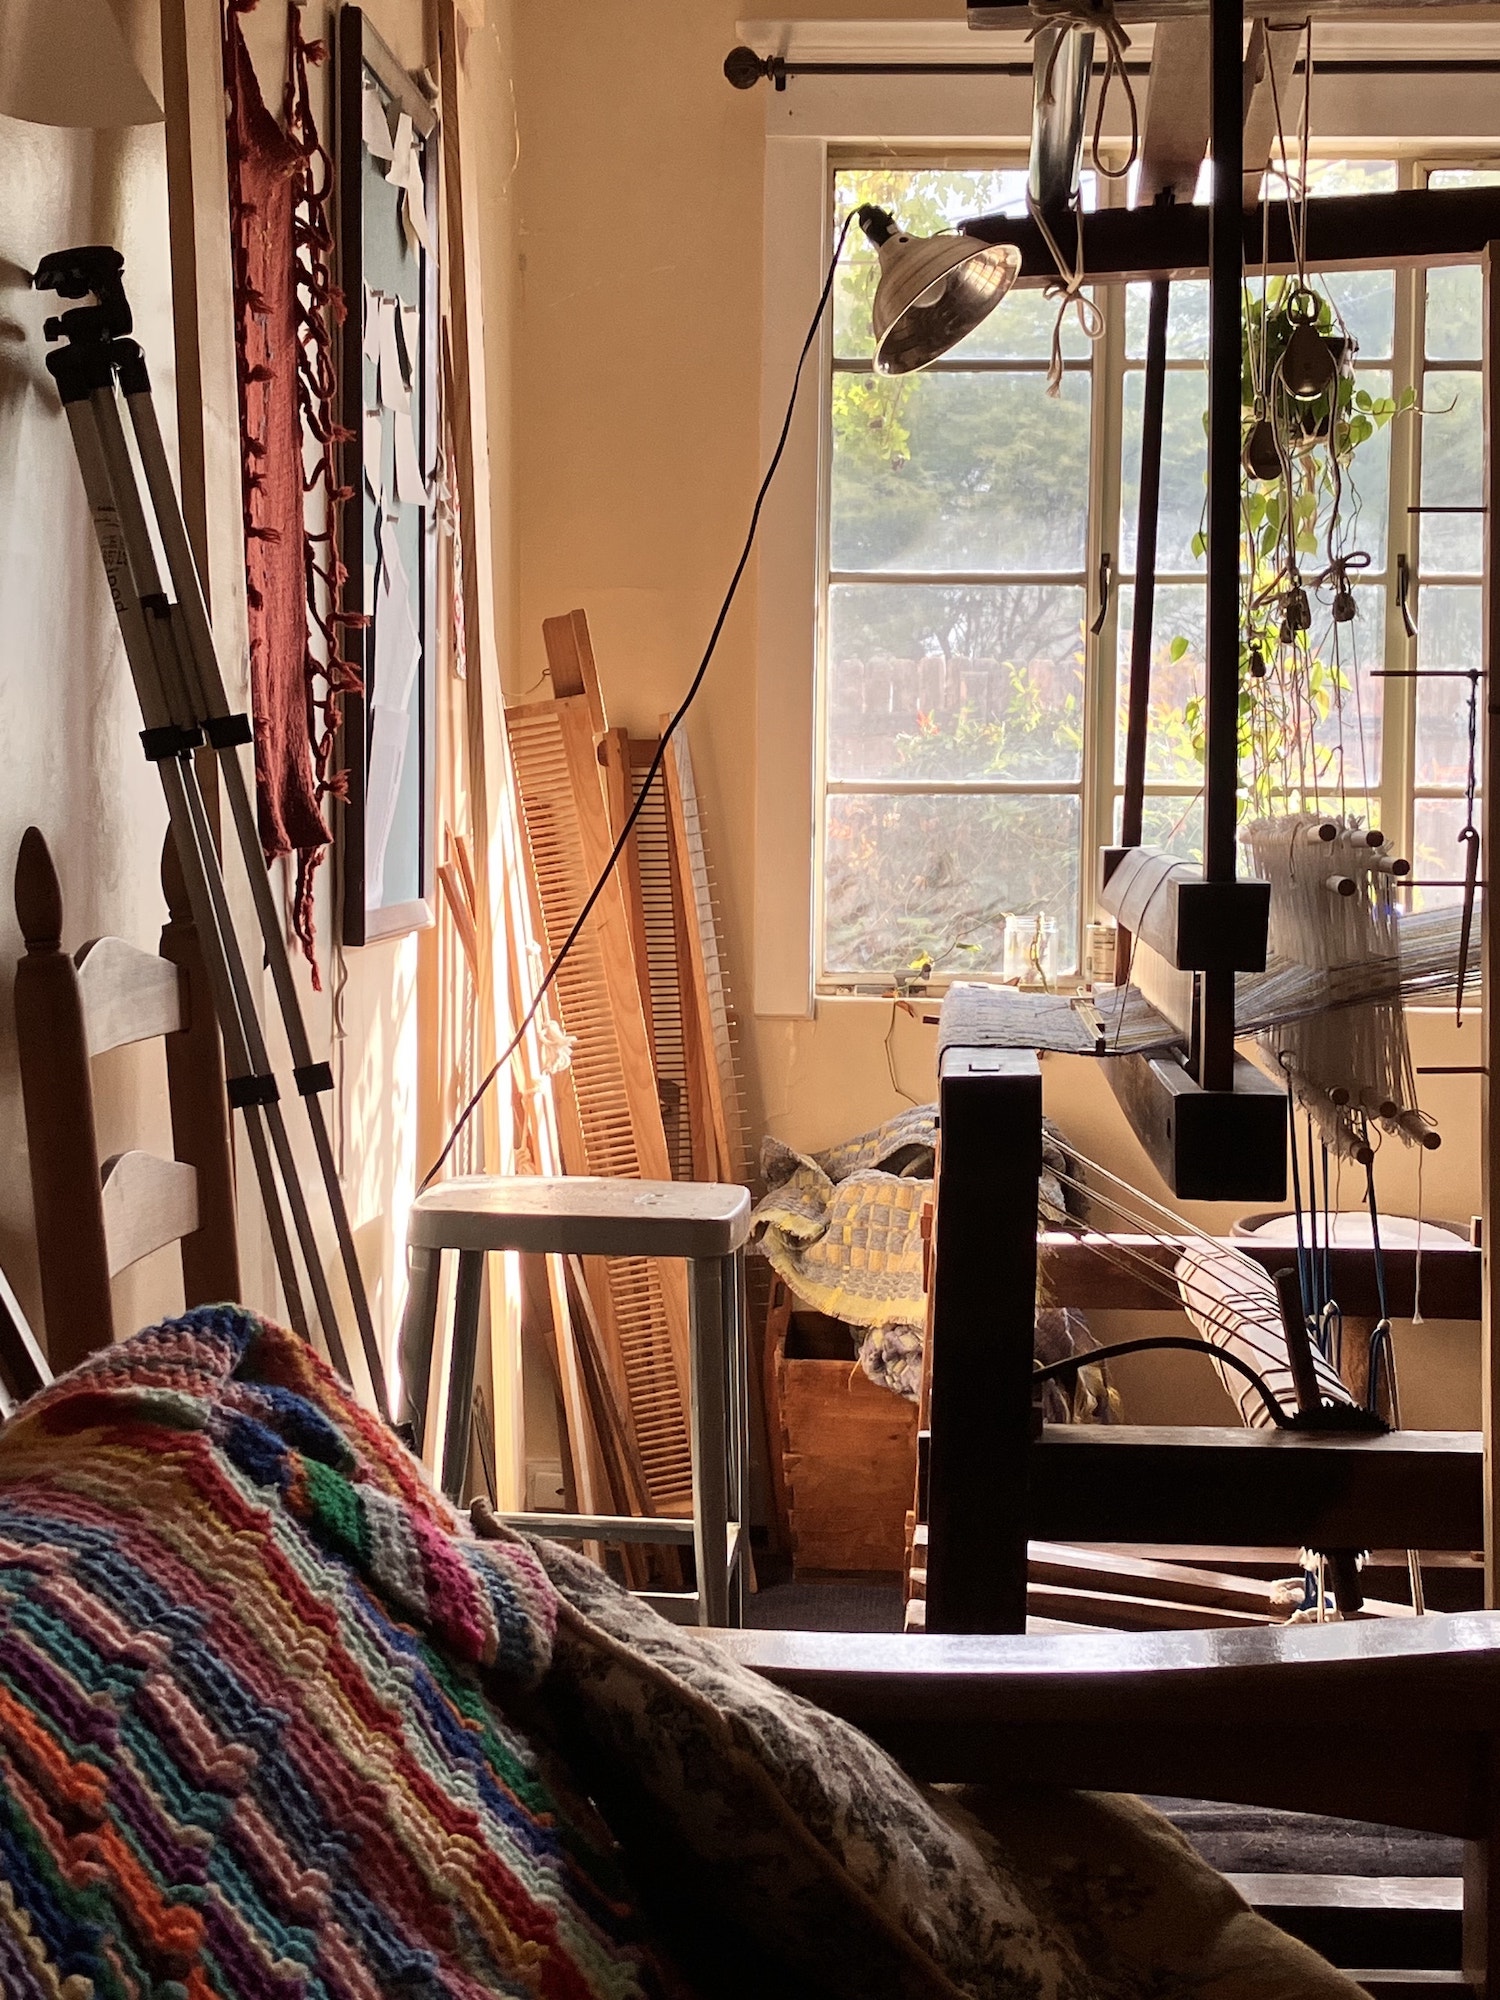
left=1173, top=277, right=1416, bottom=818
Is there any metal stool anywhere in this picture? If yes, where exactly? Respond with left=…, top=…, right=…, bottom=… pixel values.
left=397, top=1175, right=752, bottom=1626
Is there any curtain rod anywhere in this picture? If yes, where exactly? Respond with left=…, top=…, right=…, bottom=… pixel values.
left=724, top=45, right=1499, bottom=90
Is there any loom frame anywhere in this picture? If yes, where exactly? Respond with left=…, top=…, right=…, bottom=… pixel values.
left=921, top=4, right=1500, bottom=1629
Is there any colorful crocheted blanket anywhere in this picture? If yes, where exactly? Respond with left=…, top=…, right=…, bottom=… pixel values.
left=0, top=1304, right=661, bottom=1998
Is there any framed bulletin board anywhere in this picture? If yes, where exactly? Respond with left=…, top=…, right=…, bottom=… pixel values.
left=334, top=8, right=438, bottom=944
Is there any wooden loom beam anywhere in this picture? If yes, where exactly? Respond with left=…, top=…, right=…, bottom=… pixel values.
left=969, top=0, right=1494, bottom=24
left=1039, top=1232, right=1481, bottom=1319
left=962, top=185, right=1500, bottom=287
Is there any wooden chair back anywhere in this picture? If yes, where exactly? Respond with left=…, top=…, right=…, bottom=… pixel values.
left=13, top=828, right=239, bottom=1372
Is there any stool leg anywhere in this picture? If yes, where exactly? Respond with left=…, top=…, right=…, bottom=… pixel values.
left=397, top=1247, right=442, bottom=1451
left=725, top=1246, right=748, bottom=1626
left=441, top=1251, right=485, bottom=1504
left=689, top=1255, right=730, bottom=1627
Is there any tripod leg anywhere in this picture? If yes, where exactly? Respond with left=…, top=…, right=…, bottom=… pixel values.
left=163, top=770, right=316, bottom=1343
left=59, top=390, right=316, bottom=1348
left=242, top=1104, right=310, bottom=1340
left=126, top=383, right=388, bottom=1417
left=260, top=1095, right=352, bottom=1381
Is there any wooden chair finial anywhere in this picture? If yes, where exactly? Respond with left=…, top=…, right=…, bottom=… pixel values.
left=15, top=828, right=62, bottom=952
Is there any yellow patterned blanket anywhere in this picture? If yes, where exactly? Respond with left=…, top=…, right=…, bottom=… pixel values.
left=750, top=1108, right=936, bottom=1332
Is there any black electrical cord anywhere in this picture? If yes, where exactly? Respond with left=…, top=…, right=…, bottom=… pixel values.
left=1034, top=1336, right=1295, bottom=1427
left=1036, top=1336, right=1389, bottom=1434
left=420, top=214, right=859, bottom=1190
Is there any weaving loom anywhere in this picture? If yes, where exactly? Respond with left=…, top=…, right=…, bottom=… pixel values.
left=913, top=0, right=1496, bottom=1644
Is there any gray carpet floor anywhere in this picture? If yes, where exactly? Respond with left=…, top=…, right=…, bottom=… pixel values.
left=745, top=1577, right=906, bottom=1633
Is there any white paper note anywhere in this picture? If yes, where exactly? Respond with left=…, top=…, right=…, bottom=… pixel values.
left=393, top=408, right=425, bottom=507
left=364, top=704, right=411, bottom=910
left=362, top=285, right=381, bottom=365
left=363, top=410, right=384, bottom=501
left=361, top=80, right=394, bottom=160
left=401, top=182, right=431, bottom=257
left=376, top=296, right=408, bottom=413
left=376, top=521, right=423, bottom=713
left=386, top=111, right=414, bottom=193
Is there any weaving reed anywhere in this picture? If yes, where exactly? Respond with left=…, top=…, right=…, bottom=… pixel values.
left=507, top=688, right=693, bottom=1515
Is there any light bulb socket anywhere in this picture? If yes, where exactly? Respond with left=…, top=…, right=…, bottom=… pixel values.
left=857, top=204, right=898, bottom=249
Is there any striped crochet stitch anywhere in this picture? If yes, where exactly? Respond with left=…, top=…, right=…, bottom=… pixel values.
left=0, top=1304, right=662, bottom=1997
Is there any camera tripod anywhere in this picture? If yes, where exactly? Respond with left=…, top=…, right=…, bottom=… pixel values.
left=35, top=245, right=389, bottom=1422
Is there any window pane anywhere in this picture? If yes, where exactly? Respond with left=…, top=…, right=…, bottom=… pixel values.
left=1411, top=795, right=1480, bottom=913
left=1428, top=168, right=1500, bottom=190
left=831, top=368, right=1091, bottom=573
left=1120, top=368, right=1207, bottom=573
left=1335, top=368, right=1393, bottom=572
left=822, top=792, right=1080, bottom=978
left=1419, top=371, right=1484, bottom=572
left=832, top=167, right=1093, bottom=363
left=1126, top=281, right=1207, bottom=361
left=1415, top=585, right=1483, bottom=788
left=827, top=583, right=1084, bottom=782
left=1426, top=266, right=1483, bottom=363
left=1113, top=792, right=1203, bottom=864
left=1321, top=268, right=1394, bottom=362
left=1114, top=583, right=1205, bottom=784
left=1306, top=159, right=1397, bottom=197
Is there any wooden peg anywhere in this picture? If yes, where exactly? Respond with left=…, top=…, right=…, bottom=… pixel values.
left=15, top=827, right=63, bottom=951
left=13, top=829, right=111, bottom=1370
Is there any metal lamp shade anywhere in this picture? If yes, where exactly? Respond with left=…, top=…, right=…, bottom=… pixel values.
left=871, top=231, right=1022, bottom=376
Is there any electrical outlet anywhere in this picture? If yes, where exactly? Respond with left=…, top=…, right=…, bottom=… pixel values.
left=525, top=1461, right=566, bottom=1511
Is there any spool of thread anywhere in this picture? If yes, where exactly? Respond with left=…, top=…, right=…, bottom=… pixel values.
left=1085, top=921, right=1117, bottom=987
left=1327, top=875, right=1357, bottom=897
left=1397, top=1109, right=1442, bottom=1150
left=1374, top=856, right=1411, bottom=877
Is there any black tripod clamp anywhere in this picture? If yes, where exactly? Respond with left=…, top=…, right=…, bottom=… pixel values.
left=34, top=246, right=150, bottom=403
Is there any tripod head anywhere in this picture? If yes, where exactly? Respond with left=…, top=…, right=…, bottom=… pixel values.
left=34, top=245, right=132, bottom=343
left=33, top=246, right=145, bottom=400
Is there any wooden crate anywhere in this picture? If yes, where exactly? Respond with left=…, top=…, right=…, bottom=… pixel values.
left=766, top=1279, right=920, bottom=1575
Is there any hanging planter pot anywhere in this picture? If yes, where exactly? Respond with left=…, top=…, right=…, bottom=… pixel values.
left=1242, top=414, right=1283, bottom=483
left=1283, top=297, right=1338, bottom=400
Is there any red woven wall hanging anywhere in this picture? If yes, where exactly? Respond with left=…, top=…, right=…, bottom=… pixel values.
left=224, top=0, right=360, bottom=979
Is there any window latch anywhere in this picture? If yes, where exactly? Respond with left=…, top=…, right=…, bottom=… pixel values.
left=1396, top=552, right=1418, bottom=639
left=1090, top=551, right=1113, bottom=636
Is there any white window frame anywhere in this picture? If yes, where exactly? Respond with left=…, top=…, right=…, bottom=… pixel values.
left=748, top=24, right=1500, bottom=1018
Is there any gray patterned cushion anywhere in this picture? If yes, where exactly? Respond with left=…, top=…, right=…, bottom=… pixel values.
left=519, top=1533, right=1365, bottom=2000
left=530, top=1534, right=1098, bottom=1999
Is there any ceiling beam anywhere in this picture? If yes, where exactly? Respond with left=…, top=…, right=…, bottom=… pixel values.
left=970, top=0, right=1488, bottom=22
left=1137, top=15, right=1211, bottom=203
left=962, top=182, right=1500, bottom=284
